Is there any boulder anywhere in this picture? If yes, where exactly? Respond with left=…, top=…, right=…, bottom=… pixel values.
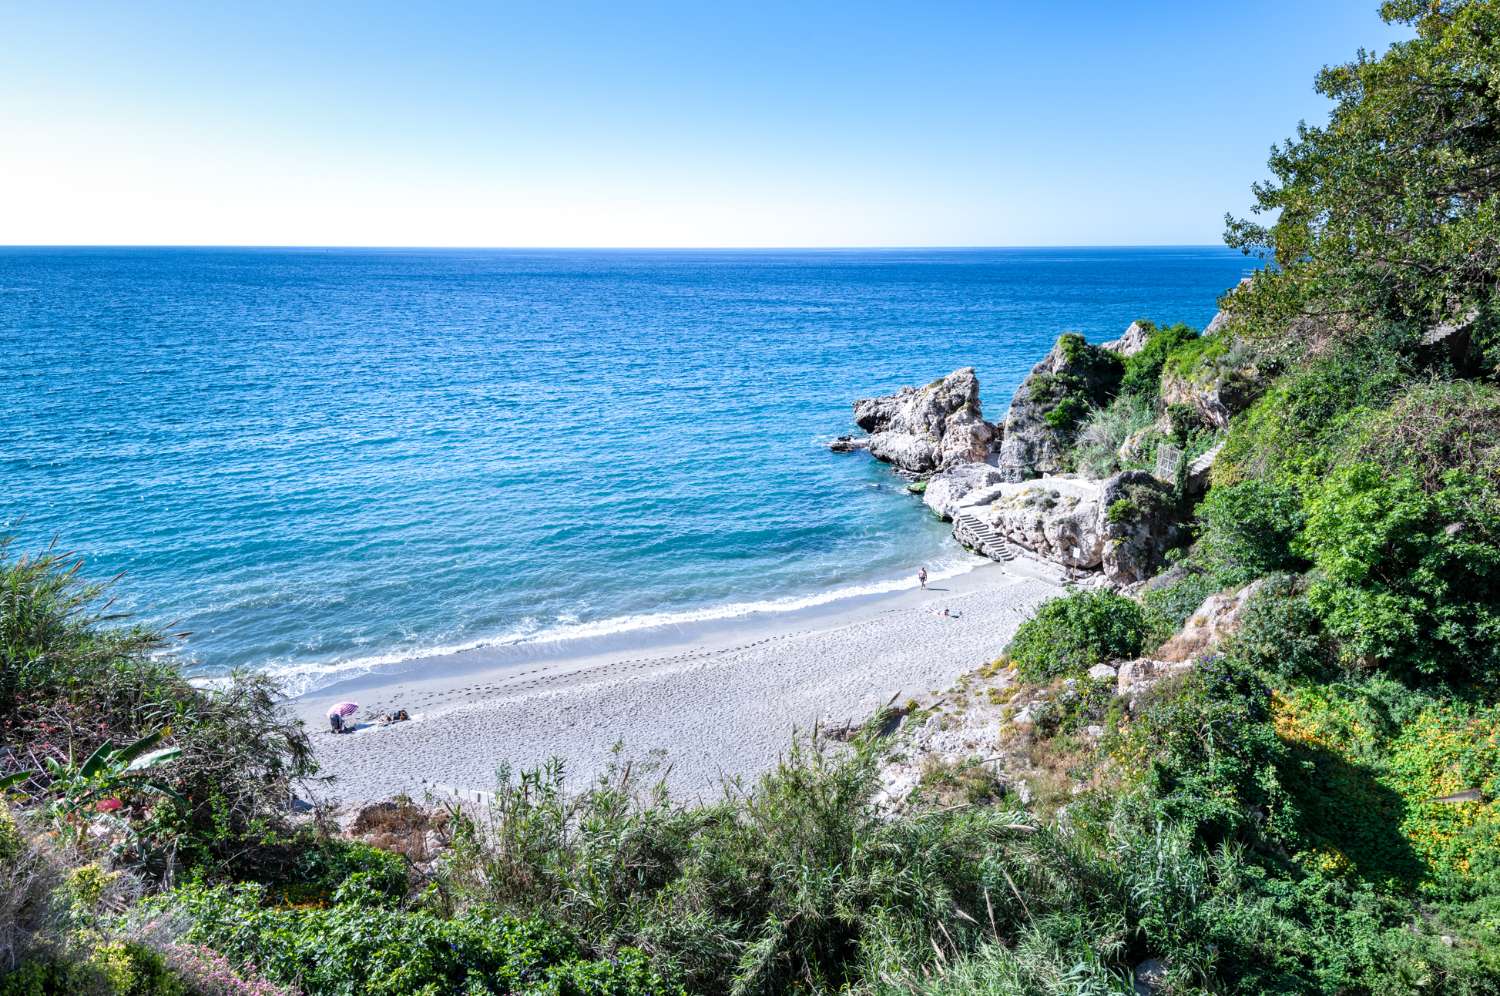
left=1116, top=659, right=1194, bottom=700
left=1155, top=579, right=1264, bottom=663
left=1087, top=663, right=1118, bottom=681
left=851, top=368, right=998, bottom=475
left=827, top=435, right=869, bottom=453
left=1133, top=958, right=1170, bottom=996
left=1098, top=471, right=1182, bottom=587
left=1159, top=363, right=1262, bottom=430
left=922, top=462, right=1007, bottom=520
left=995, top=334, right=1123, bottom=482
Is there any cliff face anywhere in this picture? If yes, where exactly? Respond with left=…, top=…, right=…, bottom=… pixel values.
left=994, top=334, right=1123, bottom=482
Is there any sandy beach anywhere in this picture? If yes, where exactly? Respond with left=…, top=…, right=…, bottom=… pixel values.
left=295, top=560, right=1064, bottom=808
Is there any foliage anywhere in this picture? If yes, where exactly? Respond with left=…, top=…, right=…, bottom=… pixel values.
left=0, top=540, right=317, bottom=879
left=1194, top=479, right=1308, bottom=585
left=1029, top=333, right=1123, bottom=436
left=1005, top=591, right=1148, bottom=682
left=1212, top=330, right=1413, bottom=489
left=1069, top=392, right=1156, bottom=478
left=1302, top=463, right=1500, bottom=686
left=159, top=883, right=678, bottom=996
left=436, top=741, right=1045, bottom=995
left=1117, top=319, right=1199, bottom=402
left=1224, top=0, right=1500, bottom=343
left=1223, top=574, right=1336, bottom=682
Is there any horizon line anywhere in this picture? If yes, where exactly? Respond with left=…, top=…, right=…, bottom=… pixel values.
left=0, top=242, right=1238, bottom=252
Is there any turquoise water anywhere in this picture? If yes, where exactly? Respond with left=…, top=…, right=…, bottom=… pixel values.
left=2, top=247, right=1253, bottom=691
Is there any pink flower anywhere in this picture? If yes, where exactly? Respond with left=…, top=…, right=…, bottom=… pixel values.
left=96, top=798, right=124, bottom=813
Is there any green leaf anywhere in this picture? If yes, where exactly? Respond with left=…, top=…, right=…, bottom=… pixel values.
left=0, top=770, right=35, bottom=792
left=125, top=746, right=181, bottom=772
left=114, top=727, right=169, bottom=766
left=79, top=739, right=116, bottom=778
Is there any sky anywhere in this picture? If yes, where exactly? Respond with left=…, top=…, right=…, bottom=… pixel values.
left=0, top=2, right=1410, bottom=248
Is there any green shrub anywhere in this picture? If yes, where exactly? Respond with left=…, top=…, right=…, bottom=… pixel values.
left=1069, top=391, right=1156, bottom=478
left=1006, top=591, right=1148, bottom=682
left=0, top=540, right=318, bottom=880
left=1301, top=463, right=1500, bottom=686
left=1162, top=329, right=1232, bottom=382
left=1195, top=479, right=1308, bottom=585
left=1224, top=574, right=1334, bottom=681
left=1140, top=569, right=1223, bottom=645
left=1213, top=332, right=1412, bottom=489
left=1119, top=319, right=1200, bottom=401
left=159, top=883, right=679, bottom=996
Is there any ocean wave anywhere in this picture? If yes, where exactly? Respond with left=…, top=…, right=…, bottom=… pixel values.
left=256, top=552, right=987, bottom=697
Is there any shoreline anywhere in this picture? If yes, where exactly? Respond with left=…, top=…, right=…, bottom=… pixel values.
left=295, top=557, right=1064, bottom=808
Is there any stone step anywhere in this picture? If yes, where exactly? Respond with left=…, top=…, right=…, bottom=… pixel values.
left=953, top=511, right=1020, bottom=563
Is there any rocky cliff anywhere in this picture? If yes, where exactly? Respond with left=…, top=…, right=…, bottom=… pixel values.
left=845, top=367, right=999, bottom=475
left=994, top=333, right=1123, bottom=482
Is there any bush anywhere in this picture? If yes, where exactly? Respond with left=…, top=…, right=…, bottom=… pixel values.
left=159, top=883, right=678, bottom=996
left=0, top=541, right=317, bottom=880
left=1118, top=319, right=1200, bottom=402
left=1195, top=479, right=1308, bottom=585
left=1302, top=463, right=1500, bottom=686
left=1005, top=592, right=1148, bottom=682
left=1070, top=392, right=1156, bottom=478
left=1140, top=569, right=1223, bottom=646
left=1223, top=574, right=1334, bottom=681
left=1213, top=331, right=1412, bottom=489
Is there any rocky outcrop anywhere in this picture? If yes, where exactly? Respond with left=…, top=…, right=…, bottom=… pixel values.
left=1155, top=579, right=1264, bottom=662
left=960, top=476, right=1105, bottom=570
left=1098, top=471, right=1182, bottom=587
left=1159, top=363, right=1262, bottom=431
left=1102, top=320, right=1151, bottom=357
left=954, top=469, right=1180, bottom=585
left=995, top=334, right=1123, bottom=482
left=921, top=462, right=1007, bottom=520
left=849, top=368, right=998, bottom=475
left=1116, top=658, right=1194, bottom=703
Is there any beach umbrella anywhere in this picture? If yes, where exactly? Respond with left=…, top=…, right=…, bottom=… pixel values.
left=328, top=701, right=359, bottom=719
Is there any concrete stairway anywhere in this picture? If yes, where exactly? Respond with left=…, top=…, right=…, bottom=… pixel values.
left=952, top=509, right=1020, bottom=562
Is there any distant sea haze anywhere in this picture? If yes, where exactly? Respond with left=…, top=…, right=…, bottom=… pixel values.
left=1, top=247, right=1255, bottom=692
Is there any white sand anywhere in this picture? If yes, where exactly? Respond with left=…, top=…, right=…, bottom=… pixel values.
left=294, top=561, right=1062, bottom=808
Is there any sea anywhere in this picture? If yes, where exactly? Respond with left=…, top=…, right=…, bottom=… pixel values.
left=1, top=247, right=1256, bottom=693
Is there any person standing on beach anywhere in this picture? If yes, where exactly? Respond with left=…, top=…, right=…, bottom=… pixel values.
left=918, top=566, right=928, bottom=589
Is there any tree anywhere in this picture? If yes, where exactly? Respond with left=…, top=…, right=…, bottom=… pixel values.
left=1224, top=0, right=1500, bottom=348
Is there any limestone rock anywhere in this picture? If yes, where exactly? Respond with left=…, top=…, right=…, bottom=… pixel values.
left=1117, top=659, right=1194, bottom=700
left=1098, top=471, right=1182, bottom=587
left=1133, top=958, right=1170, bottom=996
left=1086, top=663, right=1118, bottom=681
left=995, top=335, right=1123, bottom=482
left=1155, top=579, right=1265, bottom=663
left=827, top=435, right=869, bottom=453
left=851, top=368, right=998, bottom=475
left=972, top=476, right=1106, bottom=569
left=1102, top=320, right=1151, bottom=357
left=922, top=462, right=1007, bottom=520
left=958, top=469, right=1181, bottom=586
left=1159, top=363, right=1262, bottom=431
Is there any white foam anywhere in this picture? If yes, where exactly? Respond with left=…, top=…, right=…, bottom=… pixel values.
left=258, top=552, right=988, bottom=697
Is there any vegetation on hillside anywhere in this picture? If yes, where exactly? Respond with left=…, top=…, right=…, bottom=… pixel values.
left=4, top=1, right=1500, bottom=992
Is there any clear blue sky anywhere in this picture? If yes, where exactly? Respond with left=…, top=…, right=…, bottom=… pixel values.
left=1, top=2, right=1408, bottom=247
